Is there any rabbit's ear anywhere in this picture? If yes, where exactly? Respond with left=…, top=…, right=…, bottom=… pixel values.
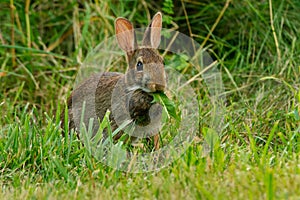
left=115, top=18, right=138, bottom=53
left=142, top=12, right=162, bottom=48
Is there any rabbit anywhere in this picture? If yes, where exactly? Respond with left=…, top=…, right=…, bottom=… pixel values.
left=61, top=12, right=166, bottom=150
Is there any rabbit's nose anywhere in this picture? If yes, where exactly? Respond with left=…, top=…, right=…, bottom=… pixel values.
left=155, top=83, right=165, bottom=92
left=148, top=83, right=165, bottom=92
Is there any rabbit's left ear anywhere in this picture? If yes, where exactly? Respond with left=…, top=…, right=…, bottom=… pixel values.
left=142, top=12, right=162, bottom=48
left=115, top=17, right=138, bottom=53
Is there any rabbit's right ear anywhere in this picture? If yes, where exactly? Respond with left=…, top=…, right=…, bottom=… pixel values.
left=142, top=12, right=162, bottom=48
left=115, top=18, right=138, bottom=54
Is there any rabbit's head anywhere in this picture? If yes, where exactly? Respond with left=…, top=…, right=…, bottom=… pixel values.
left=115, top=12, right=166, bottom=93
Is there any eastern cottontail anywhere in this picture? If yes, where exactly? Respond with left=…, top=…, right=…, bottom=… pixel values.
left=61, top=12, right=166, bottom=150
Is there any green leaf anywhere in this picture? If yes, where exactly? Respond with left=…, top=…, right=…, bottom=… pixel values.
left=152, top=92, right=181, bottom=121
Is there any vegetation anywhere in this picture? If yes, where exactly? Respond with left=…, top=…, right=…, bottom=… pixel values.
left=0, top=0, right=299, bottom=199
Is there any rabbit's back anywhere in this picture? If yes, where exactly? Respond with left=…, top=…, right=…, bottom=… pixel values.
left=63, top=72, right=123, bottom=135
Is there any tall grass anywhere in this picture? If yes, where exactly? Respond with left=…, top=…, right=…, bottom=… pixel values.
left=0, top=0, right=299, bottom=199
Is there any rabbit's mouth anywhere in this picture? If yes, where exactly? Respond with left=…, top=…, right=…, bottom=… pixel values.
left=126, top=85, right=152, bottom=93
left=126, top=82, right=165, bottom=95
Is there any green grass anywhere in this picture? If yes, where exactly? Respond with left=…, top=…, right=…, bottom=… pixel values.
left=0, top=0, right=300, bottom=199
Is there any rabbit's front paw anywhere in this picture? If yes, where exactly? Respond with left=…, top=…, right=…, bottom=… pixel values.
left=128, top=90, right=153, bottom=126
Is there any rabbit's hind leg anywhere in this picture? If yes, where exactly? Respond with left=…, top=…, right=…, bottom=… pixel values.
left=144, top=134, right=160, bottom=151
left=153, top=134, right=160, bottom=150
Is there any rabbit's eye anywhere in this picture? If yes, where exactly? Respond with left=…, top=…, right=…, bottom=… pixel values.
left=136, top=61, right=143, bottom=71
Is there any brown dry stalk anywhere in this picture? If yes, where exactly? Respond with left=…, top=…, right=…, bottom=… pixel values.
left=269, top=0, right=281, bottom=63
left=25, top=0, right=31, bottom=48
left=47, top=27, right=74, bottom=52
left=15, top=10, right=25, bottom=44
left=181, top=0, right=201, bottom=73
left=10, top=0, right=16, bottom=67
left=200, top=0, right=232, bottom=48
left=47, top=16, right=99, bottom=52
